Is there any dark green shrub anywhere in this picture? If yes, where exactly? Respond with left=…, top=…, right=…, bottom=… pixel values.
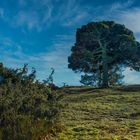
left=0, top=63, right=63, bottom=140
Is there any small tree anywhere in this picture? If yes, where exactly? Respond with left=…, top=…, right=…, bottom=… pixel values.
left=68, top=21, right=140, bottom=87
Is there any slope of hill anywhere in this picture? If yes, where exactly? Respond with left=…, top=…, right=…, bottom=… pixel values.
left=54, top=86, right=140, bottom=140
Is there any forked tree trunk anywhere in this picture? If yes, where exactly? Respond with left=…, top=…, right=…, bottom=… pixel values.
left=98, top=40, right=109, bottom=88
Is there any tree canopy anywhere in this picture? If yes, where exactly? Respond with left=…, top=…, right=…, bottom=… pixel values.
left=68, top=21, right=140, bottom=87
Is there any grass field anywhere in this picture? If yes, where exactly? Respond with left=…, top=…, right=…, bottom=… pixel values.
left=53, top=86, right=140, bottom=140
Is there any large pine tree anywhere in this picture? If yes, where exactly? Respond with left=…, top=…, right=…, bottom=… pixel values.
left=68, top=21, right=140, bottom=87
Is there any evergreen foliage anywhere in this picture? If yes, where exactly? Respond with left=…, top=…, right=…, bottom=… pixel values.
left=68, top=21, right=140, bottom=87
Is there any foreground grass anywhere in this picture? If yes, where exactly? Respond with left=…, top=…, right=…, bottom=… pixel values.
left=54, top=86, right=140, bottom=140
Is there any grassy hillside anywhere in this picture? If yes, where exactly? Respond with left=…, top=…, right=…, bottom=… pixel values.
left=54, top=86, right=140, bottom=140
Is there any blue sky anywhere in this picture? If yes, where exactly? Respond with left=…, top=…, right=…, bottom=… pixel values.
left=0, top=0, right=140, bottom=86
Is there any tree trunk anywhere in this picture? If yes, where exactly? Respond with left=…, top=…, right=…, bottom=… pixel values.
left=102, top=60, right=109, bottom=87
left=98, top=40, right=109, bottom=88
left=102, top=45, right=109, bottom=88
left=98, top=64, right=102, bottom=87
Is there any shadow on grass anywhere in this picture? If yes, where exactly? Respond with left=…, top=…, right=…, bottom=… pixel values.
left=115, top=85, right=140, bottom=92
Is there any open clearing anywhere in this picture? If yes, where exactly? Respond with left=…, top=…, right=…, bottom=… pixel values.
left=54, top=86, right=140, bottom=140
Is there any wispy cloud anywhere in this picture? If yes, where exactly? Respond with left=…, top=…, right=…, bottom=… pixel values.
left=0, top=8, right=4, bottom=18
left=39, top=34, right=74, bottom=72
left=0, top=34, right=74, bottom=82
left=63, top=12, right=89, bottom=27
left=13, top=10, right=41, bottom=31
left=57, top=0, right=90, bottom=27
left=109, top=0, right=134, bottom=11
left=99, top=0, right=140, bottom=35
left=0, top=0, right=54, bottom=31
left=0, top=0, right=92, bottom=31
left=118, top=8, right=140, bottom=33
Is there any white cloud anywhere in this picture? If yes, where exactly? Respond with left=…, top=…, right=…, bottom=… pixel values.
left=109, top=0, right=134, bottom=11
left=2, top=0, right=54, bottom=31
left=40, top=35, right=73, bottom=72
left=41, top=0, right=53, bottom=23
left=123, top=68, right=140, bottom=84
left=0, top=35, right=74, bottom=82
left=63, top=12, right=89, bottom=27
left=57, top=0, right=90, bottom=27
left=0, top=37, right=39, bottom=67
left=118, top=9, right=140, bottom=33
left=0, top=0, right=138, bottom=32
left=94, top=0, right=140, bottom=41
left=101, top=0, right=140, bottom=35
left=13, top=10, right=41, bottom=31
left=0, top=0, right=91, bottom=30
